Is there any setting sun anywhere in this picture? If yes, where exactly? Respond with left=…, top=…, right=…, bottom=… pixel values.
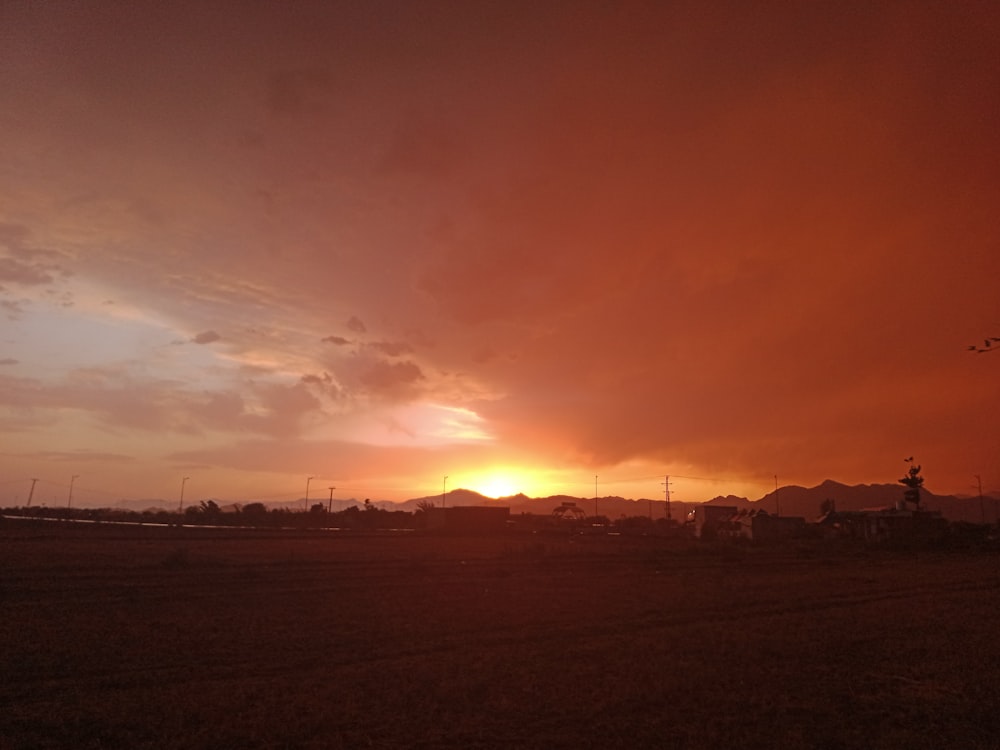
left=469, top=476, right=519, bottom=498
left=460, top=468, right=546, bottom=499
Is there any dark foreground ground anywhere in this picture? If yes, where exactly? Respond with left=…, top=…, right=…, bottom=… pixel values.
left=1, top=521, right=999, bottom=750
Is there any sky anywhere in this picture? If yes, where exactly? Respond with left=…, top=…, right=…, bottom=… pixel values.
left=1, top=1, right=998, bottom=509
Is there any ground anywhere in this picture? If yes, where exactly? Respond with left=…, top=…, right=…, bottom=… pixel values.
left=1, top=521, right=999, bottom=749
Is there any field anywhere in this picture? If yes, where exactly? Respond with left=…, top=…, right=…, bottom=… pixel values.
left=2, top=520, right=999, bottom=749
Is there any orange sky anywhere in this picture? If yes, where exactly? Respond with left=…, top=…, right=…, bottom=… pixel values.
left=1, top=2, right=998, bottom=508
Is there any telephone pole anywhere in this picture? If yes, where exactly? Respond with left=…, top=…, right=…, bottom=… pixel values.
left=975, top=474, right=985, bottom=524
left=68, top=475, right=79, bottom=509
left=328, top=486, right=335, bottom=514
left=442, top=475, right=448, bottom=507
left=27, top=478, right=38, bottom=507
left=774, top=474, right=780, bottom=516
left=179, top=476, right=189, bottom=512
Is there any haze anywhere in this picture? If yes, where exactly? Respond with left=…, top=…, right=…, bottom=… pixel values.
left=1, top=2, right=998, bottom=507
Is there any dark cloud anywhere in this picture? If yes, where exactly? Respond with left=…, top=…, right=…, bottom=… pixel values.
left=191, top=330, right=221, bottom=345
left=346, top=316, right=367, bottom=334
left=0, top=358, right=17, bottom=366
left=322, top=335, right=351, bottom=346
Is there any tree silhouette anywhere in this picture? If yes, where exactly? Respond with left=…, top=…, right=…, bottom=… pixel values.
left=899, top=461, right=924, bottom=508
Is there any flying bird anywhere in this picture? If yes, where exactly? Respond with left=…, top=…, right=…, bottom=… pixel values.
left=968, top=336, right=1000, bottom=353
left=904, top=456, right=913, bottom=462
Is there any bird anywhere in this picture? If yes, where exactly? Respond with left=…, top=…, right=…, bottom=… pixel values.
left=968, top=345, right=978, bottom=350
left=904, top=456, right=913, bottom=462
left=986, top=339, right=992, bottom=348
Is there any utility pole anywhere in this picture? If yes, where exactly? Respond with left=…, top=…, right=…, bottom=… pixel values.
left=661, top=475, right=672, bottom=521
left=179, top=476, right=189, bottom=512
left=594, top=475, right=599, bottom=518
left=27, top=478, right=38, bottom=507
left=68, top=474, right=79, bottom=509
left=442, top=475, right=448, bottom=507
left=774, top=475, right=780, bottom=516
left=328, top=486, right=335, bottom=514
left=975, top=474, right=985, bottom=524
left=305, top=476, right=314, bottom=511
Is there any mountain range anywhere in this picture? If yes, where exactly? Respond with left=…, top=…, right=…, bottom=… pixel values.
left=91, top=480, right=1000, bottom=524
left=405, top=480, right=999, bottom=525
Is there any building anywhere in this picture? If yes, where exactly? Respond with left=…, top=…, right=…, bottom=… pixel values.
left=424, top=505, right=510, bottom=533
left=816, top=506, right=947, bottom=543
left=717, top=508, right=806, bottom=542
left=686, top=505, right=737, bottom=539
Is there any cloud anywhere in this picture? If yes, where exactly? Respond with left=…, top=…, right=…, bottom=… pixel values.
left=368, top=341, right=412, bottom=357
left=19, top=449, right=136, bottom=463
left=0, top=257, right=55, bottom=287
left=191, top=330, right=222, bottom=345
left=359, top=360, right=424, bottom=396
left=322, top=335, right=351, bottom=346
left=346, top=316, right=367, bottom=334
left=0, top=358, right=17, bottom=366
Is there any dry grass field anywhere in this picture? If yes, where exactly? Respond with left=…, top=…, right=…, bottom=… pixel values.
left=1, top=520, right=999, bottom=749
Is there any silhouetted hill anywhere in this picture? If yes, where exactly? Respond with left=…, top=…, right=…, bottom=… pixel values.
left=397, top=481, right=999, bottom=524
left=764, top=480, right=997, bottom=523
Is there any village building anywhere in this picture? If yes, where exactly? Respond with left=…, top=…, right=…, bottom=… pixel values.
left=424, top=505, right=510, bottom=534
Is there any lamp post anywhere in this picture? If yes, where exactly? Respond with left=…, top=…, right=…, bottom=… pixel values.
left=179, top=476, right=190, bottom=512
left=305, top=476, right=314, bottom=511
left=594, top=475, right=598, bottom=518
left=442, top=475, right=448, bottom=508
left=68, top=474, right=79, bottom=510
left=328, top=486, right=335, bottom=514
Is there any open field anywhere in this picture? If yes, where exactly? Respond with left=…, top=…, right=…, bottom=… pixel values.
left=2, top=521, right=999, bottom=749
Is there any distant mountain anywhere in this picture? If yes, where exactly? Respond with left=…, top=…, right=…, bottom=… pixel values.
left=53, top=480, right=997, bottom=524
left=397, top=481, right=999, bottom=524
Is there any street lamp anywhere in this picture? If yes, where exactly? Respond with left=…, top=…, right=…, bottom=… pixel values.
left=68, top=474, right=79, bottom=510
left=179, top=476, right=190, bottom=512
left=443, top=475, right=448, bottom=508
left=328, top=486, right=335, bottom=514
left=305, top=476, right=315, bottom=510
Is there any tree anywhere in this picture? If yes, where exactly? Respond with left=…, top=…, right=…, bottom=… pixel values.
left=899, top=461, right=924, bottom=508
left=200, top=499, right=221, bottom=518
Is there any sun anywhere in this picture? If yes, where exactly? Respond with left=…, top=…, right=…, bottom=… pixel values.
left=475, top=476, right=518, bottom=498
left=464, top=472, right=528, bottom=499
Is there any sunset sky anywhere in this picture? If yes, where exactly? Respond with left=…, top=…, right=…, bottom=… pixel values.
left=2, top=1, right=998, bottom=509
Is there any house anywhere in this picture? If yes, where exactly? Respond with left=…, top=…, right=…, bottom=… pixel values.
left=816, top=505, right=947, bottom=543
left=686, top=505, right=737, bottom=539
left=716, top=508, right=806, bottom=542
